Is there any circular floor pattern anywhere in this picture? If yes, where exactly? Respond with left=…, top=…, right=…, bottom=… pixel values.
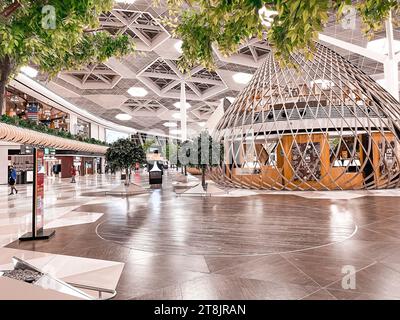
left=96, top=194, right=357, bottom=256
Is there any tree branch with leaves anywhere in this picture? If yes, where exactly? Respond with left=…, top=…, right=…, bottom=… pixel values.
left=0, top=0, right=135, bottom=113
left=162, top=0, right=400, bottom=71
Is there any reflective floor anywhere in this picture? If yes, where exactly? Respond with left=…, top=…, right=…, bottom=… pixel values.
left=4, top=171, right=400, bottom=300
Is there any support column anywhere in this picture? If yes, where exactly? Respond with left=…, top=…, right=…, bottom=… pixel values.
left=180, top=82, right=187, bottom=141
left=384, top=11, right=399, bottom=101
left=0, top=147, right=8, bottom=185
left=383, top=59, right=399, bottom=101
left=101, top=156, right=106, bottom=174
left=69, top=113, right=78, bottom=135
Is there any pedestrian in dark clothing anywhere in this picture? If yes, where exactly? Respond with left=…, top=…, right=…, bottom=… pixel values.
left=9, top=165, right=18, bottom=195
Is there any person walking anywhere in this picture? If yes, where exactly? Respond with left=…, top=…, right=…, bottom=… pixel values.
left=70, top=165, right=76, bottom=183
left=8, top=165, right=18, bottom=195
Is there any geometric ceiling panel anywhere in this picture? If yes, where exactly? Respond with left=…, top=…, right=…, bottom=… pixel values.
left=99, top=9, right=170, bottom=51
left=137, top=58, right=228, bottom=100
left=190, top=103, right=218, bottom=120
left=119, top=98, right=168, bottom=116
left=59, top=63, right=122, bottom=90
left=214, top=38, right=271, bottom=68
left=83, top=94, right=129, bottom=110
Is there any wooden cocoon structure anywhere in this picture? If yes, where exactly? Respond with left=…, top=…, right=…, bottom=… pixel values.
left=209, top=43, right=400, bottom=190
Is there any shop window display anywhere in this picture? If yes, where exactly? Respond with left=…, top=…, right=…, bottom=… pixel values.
left=4, top=86, right=70, bottom=132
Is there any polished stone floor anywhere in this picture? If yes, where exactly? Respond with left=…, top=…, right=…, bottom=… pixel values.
left=3, top=171, right=400, bottom=300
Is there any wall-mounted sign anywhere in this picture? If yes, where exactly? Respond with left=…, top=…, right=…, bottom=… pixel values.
left=20, top=145, right=33, bottom=155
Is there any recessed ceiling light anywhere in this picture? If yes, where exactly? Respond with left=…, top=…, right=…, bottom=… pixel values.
left=127, top=86, right=148, bottom=97
left=232, top=72, right=253, bottom=84
left=115, top=0, right=136, bottom=3
left=173, top=102, right=191, bottom=109
left=20, top=66, right=38, bottom=78
left=198, top=122, right=206, bottom=127
left=163, top=122, right=178, bottom=127
left=174, top=40, right=183, bottom=54
left=367, top=38, right=400, bottom=55
left=170, top=129, right=182, bottom=135
left=172, top=112, right=182, bottom=119
left=115, top=113, right=132, bottom=121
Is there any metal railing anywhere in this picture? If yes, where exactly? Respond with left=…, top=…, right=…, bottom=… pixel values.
left=66, top=282, right=117, bottom=300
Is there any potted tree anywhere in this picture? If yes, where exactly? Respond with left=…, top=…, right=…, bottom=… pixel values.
left=185, top=131, right=223, bottom=190
left=105, top=138, right=146, bottom=186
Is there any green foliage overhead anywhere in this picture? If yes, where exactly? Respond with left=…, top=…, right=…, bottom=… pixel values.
left=0, top=0, right=135, bottom=111
left=105, top=138, right=146, bottom=171
left=162, top=0, right=400, bottom=71
left=0, top=0, right=134, bottom=75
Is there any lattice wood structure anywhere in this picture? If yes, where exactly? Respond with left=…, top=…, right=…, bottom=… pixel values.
left=209, top=43, right=400, bottom=190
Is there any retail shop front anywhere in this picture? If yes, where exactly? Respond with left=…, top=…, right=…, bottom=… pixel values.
left=55, top=151, right=104, bottom=178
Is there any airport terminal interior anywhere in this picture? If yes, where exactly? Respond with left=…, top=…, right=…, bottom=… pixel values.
left=2, top=0, right=400, bottom=300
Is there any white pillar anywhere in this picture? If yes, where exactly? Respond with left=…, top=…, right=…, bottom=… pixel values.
left=383, top=59, right=399, bottom=101
left=384, top=11, right=399, bottom=101
left=98, top=126, right=105, bottom=142
left=101, top=156, right=106, bottom=174
left=90, top=123, right=99, bottom=140
left=180, top=82, right=187, bottom=141
left=69, top=113, right=78, bottom=134
left=0, top=147, right=8, bottom=185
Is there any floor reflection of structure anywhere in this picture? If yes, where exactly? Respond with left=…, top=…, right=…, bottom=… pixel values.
left=4, top=171, right=400, bottom=299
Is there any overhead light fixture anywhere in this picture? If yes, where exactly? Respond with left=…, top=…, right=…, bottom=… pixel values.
left=172, top=112, right=182, bottom=119
left=115, top=113, right=132, bottom=121
left=20, top=66, right=38, bottom=78
left=163, top=122, right=178, bottom=127
left=174, top=40, right=183, bottom=54
left=367, top=38, right=400, bottom=55
left=115, top=0, right=136, bottom=3
left=232, top=72, right=253, bottom=85
left=127, top=86, right=148, bottom=97
left=258, top=6, right=278, bottom=27
left=198, top=122, right=206, bottom=127
left=173, top=101, right=191, bottom=109
left=170, top=129, right=182, bottom=135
